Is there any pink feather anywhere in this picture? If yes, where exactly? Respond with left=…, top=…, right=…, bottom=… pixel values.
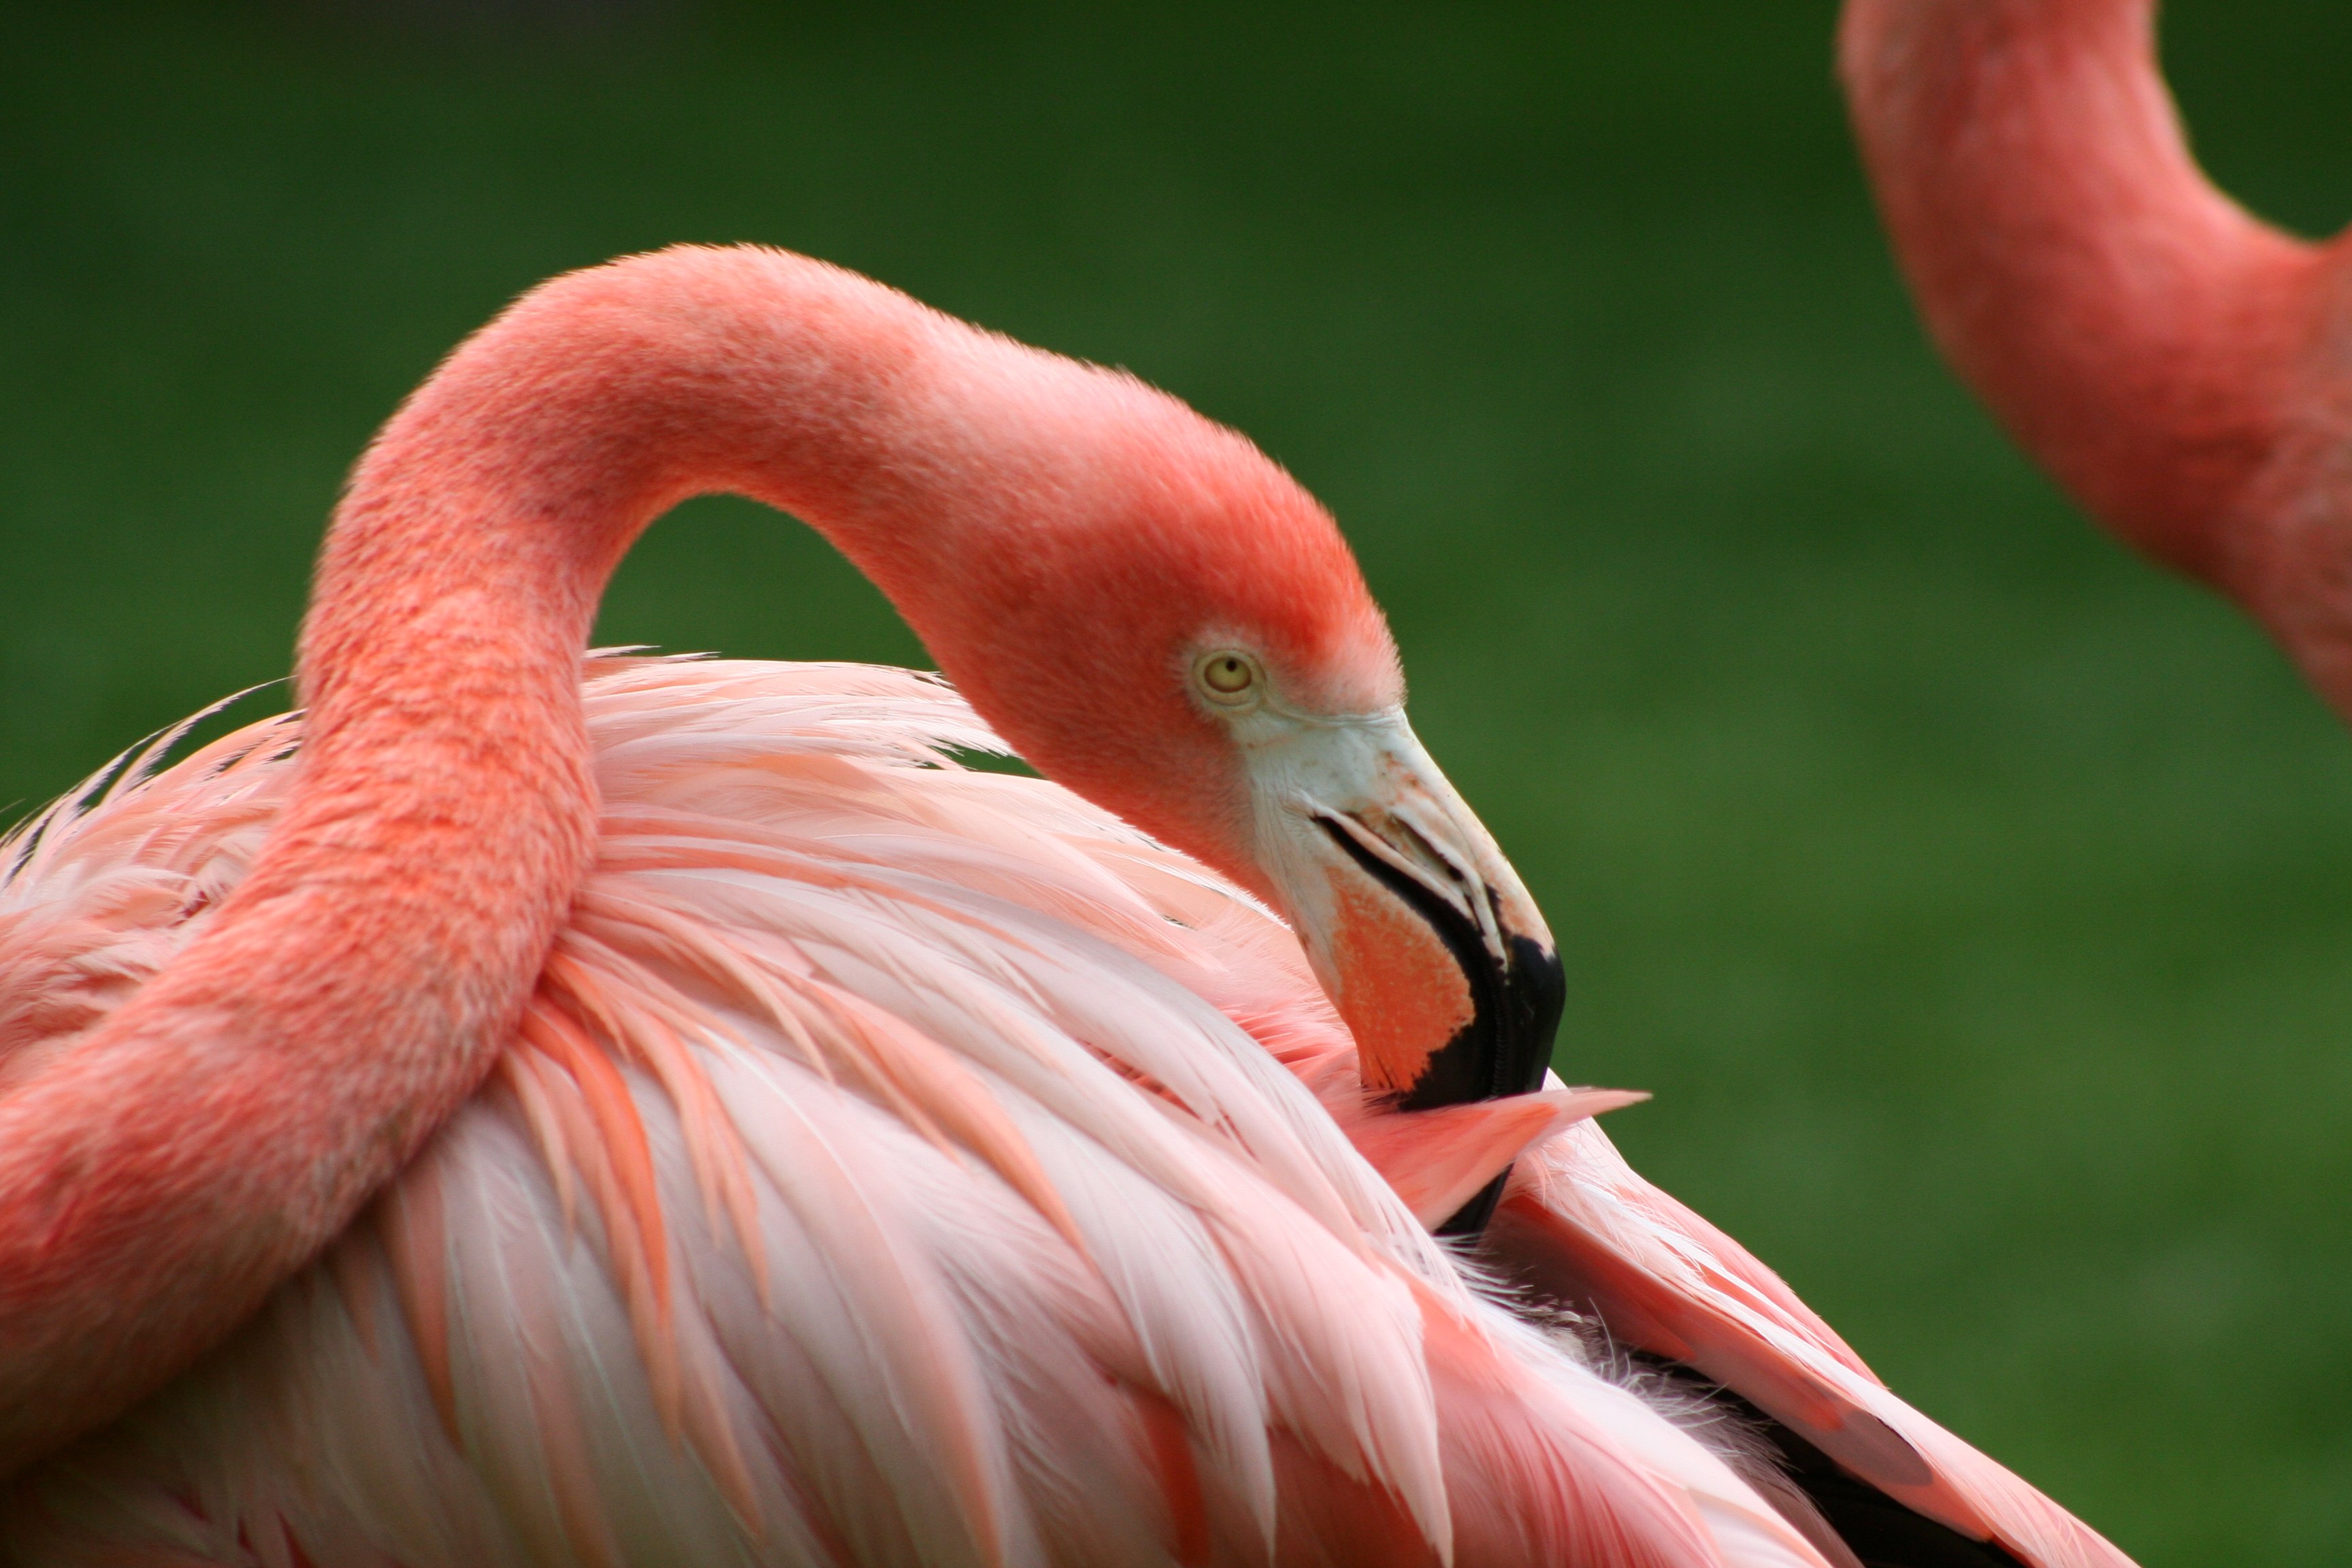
left=0, top=657, right=1846, bottom=1568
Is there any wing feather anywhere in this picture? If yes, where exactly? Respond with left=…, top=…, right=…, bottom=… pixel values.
left=1487, top=1111, right=2136, bottom=1568
left=0, top=659, right=1882, bottom=1568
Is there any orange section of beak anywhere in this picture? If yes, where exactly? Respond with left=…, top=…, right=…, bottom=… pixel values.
left=1324, top=866, right=1477, bottom=1096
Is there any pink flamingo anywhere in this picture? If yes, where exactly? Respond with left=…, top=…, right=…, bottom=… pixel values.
left=1840, top=0, right=2352, bottom=715
left=0, top=246, right=2132, bottom=1566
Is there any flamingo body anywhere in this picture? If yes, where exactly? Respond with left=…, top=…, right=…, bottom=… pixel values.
left=0, top=657, right=2123, bottom=1568
left=0, top=246, right=2138, bottom=1567
left=1, top=656, right=1816, bottom=1567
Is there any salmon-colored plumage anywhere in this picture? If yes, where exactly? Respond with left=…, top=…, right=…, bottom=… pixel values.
left=0, top=246, right=2129, bottom=1565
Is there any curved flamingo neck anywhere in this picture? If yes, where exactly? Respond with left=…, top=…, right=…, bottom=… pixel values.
left=304, top=248, right=945, bottom=703
left=1840, top=0, right=2336, bottom=606
left=0, top=247, right=1304, bottom=1471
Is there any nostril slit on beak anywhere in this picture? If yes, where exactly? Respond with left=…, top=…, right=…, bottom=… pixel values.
left=1389, top=807, right=1476, bottom=894
left=1322, top=810, right=1474, bottom=922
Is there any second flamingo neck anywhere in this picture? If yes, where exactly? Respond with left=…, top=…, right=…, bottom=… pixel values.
left=1842, top=0, right=2334, bottom=600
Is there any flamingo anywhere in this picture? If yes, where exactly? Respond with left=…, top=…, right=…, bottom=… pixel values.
left=1840, top=0, right=2352, bottom=719
left=0, top=245, right=2136, bottom=1566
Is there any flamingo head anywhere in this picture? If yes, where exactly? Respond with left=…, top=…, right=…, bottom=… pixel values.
left=1182, top=649, right=1569, bottom=1121
left=868, top=347, right=1567, bottom=1124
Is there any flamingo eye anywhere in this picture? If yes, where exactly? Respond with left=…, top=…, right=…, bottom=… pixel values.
left=1196, top=650, right=1262, bottom=706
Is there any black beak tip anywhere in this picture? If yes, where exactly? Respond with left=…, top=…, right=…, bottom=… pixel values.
left=1429, top=935, right=1567, bottom=1238
left=1505, top=932, right=1567, bottom=1088
left=1398, top=926, right=1565, bottom=1113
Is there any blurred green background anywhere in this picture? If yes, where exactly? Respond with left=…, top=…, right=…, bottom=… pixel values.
left=3, top=0, right=2349, bottom=1560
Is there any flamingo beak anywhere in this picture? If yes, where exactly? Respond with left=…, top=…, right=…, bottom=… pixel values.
left=1247, top=713, right=1565, bottom=1228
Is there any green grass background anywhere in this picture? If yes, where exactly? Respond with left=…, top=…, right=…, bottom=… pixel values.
left=4, top=1, right=2349, bottom=1560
